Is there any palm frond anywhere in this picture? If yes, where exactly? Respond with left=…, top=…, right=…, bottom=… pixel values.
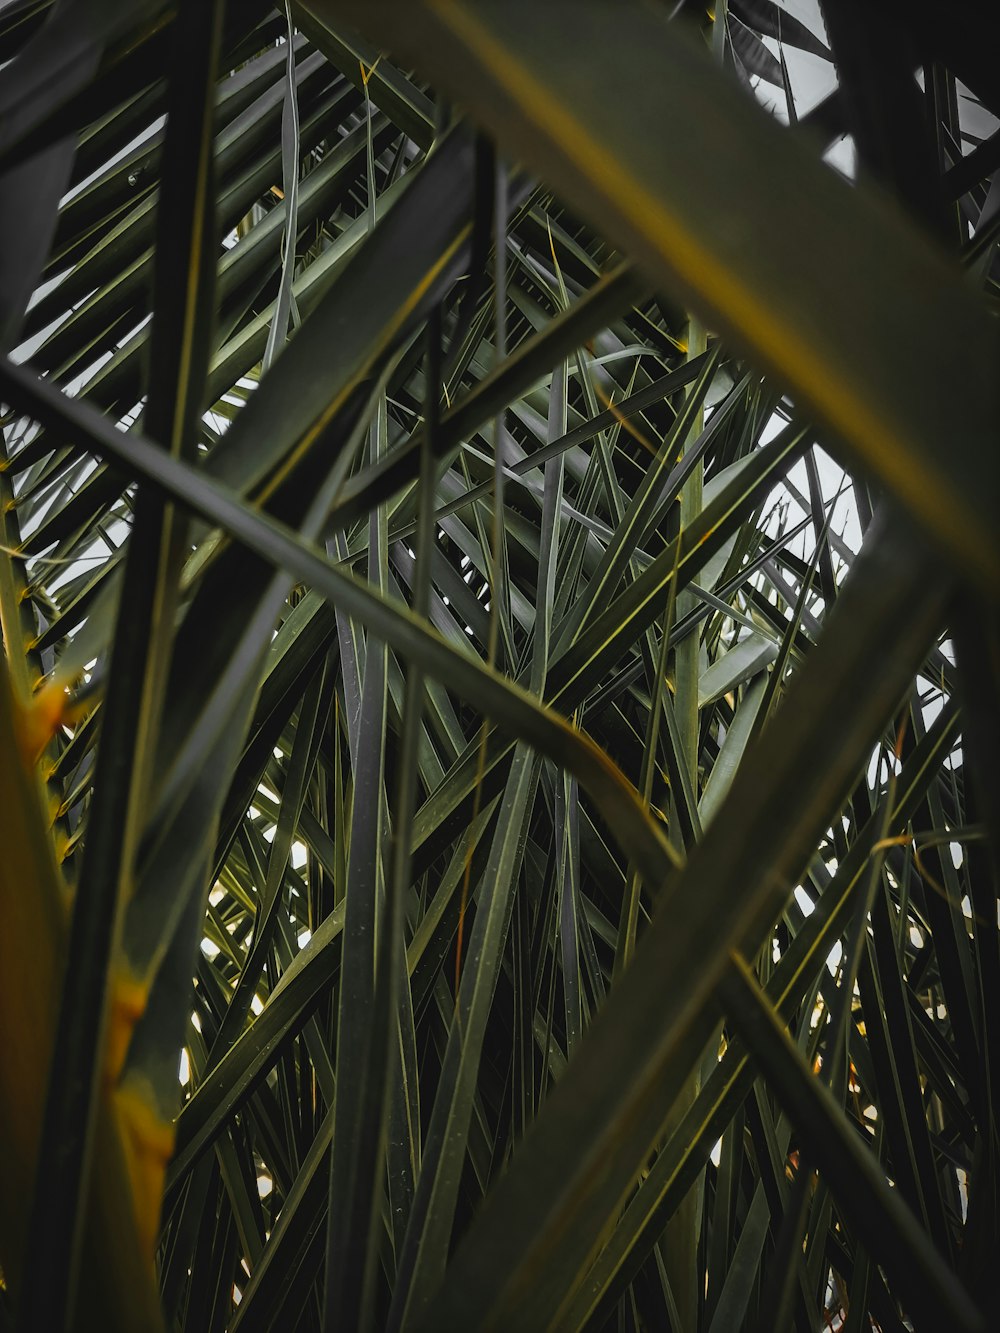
left=0, top=1, right=997, bottom=1330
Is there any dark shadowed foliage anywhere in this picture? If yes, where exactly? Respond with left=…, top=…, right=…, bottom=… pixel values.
left=0, top=1, right=997, bottom=1330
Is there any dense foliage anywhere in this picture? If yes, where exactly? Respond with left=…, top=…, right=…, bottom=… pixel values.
left=0, top=1, right=997, bottom=1330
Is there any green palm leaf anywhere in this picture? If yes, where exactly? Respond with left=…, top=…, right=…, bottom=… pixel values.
left=0, top=1, right=995, bottom=1329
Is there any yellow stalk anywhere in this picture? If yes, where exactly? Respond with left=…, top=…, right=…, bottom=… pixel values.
left=0, top=656, right=162, bottom=1326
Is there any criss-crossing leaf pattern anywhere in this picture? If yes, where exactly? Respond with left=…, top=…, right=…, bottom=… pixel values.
left=0, top=2, right=997, bottom=1330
